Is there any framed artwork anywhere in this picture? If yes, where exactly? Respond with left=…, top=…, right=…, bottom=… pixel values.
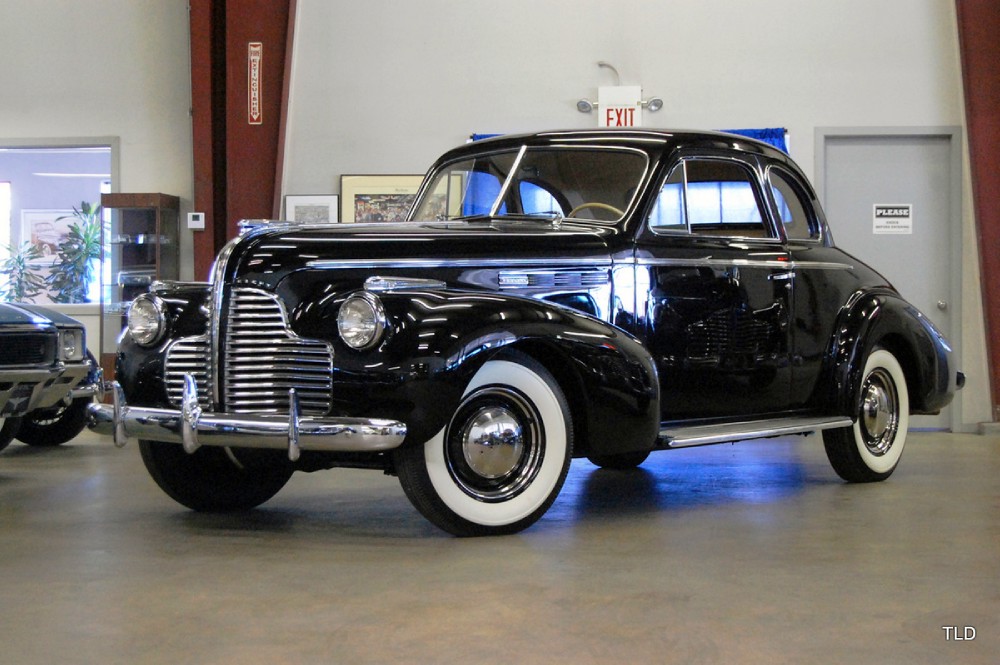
left=340, top=174, right=423, bottom=223
left=20, top=209, right=73, bottom=265
left=284, top=195, right=340, bottom=224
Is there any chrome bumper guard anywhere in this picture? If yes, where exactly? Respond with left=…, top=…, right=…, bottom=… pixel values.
left=88, top=375, right=407, bottom=462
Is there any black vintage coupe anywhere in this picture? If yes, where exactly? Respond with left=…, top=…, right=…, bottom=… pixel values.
left=0, top=303, right=100, bottom=451
left=91, top=130, right=961, bottom=536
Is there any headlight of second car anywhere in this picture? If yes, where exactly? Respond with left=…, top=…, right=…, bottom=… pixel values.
left=337, top=291, right=387, bottom=350
left=127, top=294, right=167, bottom=347
left=58, top=328, right=86, bottom=362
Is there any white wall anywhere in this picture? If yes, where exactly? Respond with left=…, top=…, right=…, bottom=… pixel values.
left=0, top=1, right=986, bottom=426
left=0, top=0, right=195, bottom=354
left=283, top=0, right=965, bottom=185
left=283, top=0, right=989, bottom=427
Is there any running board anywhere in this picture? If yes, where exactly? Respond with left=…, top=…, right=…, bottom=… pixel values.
left=657, top=416, right=853, bottom=449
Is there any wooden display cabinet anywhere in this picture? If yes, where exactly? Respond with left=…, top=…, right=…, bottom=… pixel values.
left=99, top=193, right=179, bottom=379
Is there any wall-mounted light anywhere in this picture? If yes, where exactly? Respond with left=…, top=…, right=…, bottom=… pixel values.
left=642, top=97, right=664, bottom=113
left=576, top=95, right=663, bottom=114
left=576, top=62, right=662, bottom=123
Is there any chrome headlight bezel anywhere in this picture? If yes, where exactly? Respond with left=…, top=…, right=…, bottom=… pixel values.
left=337, top=291, right=387, bottom=351
left=127, top=293, right=168, bottom=347
left=58, top=328, right=86, bottom=362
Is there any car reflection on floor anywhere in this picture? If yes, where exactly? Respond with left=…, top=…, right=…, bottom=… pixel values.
left=553, top=436, right=822, bottom=523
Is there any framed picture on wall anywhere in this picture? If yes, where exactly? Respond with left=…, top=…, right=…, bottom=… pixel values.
left=340, top=175, right=423, bottom=223
left=20, top=209, right=73, bottom=265
left=284, top=195, right=340, bottom=224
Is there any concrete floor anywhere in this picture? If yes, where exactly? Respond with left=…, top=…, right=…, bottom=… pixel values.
left=1, top=430, right=997, bottom=664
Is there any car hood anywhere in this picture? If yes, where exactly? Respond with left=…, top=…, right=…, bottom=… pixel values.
left=0, top=302, right=81, bottom=328
left=218, top=218, right=619, bottom=288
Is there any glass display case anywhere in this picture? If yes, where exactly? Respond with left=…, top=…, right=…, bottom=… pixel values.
left=99, top=193, right=179, bottom=378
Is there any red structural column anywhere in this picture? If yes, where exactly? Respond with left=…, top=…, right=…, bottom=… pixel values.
left=189, top=0, right=294, bottom=280
left=956, top=0, right=1000, bottom=420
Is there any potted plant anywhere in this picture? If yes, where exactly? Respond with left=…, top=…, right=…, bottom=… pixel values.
left=0, top=242, right=46, bottom=302
left=46, top=201, right=102, bottom=303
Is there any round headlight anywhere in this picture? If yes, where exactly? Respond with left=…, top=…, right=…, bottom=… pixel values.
left=337, top=292, right=386, bottom=350
left=127, top=294, right=167, bottom=347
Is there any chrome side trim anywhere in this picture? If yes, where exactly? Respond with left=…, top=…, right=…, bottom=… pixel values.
left=658, top=416, right=853, bottom=448
left=307, top=257, right=613, bottom=270
left=364, top=276, right=447, bottom=291
left=88, top=378, right=407, bottom=460
left=634, top=257, right=853, bottom=271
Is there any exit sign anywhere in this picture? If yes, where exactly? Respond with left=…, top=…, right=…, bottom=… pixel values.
left=598, top=86, right=643, bottom=127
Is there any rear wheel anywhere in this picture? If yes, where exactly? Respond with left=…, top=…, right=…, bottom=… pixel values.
left=394, top=353, right=573, bottom=536
left=587, top=450, right=650, bottom=469
left=139, top=441, right=293, bottom=511
left=823, top=349, right=909, bottom=482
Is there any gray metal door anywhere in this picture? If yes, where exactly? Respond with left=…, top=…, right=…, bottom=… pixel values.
left=819, top=131, right=960, bottom=429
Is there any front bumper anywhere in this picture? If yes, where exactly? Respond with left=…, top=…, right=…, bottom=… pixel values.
left=88, top=375, right=408, bottom=461
left=0, top=362, right=94, bottom=417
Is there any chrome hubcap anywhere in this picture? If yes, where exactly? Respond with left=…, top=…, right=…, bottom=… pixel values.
left=460, top=406, right=524, bottom=479
left=446, top=386, right=543, bottom=502
left=859, top=368, right=898, bottom=456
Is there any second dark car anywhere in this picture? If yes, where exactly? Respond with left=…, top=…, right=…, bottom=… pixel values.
left=0, top=302, right=100, bottom=452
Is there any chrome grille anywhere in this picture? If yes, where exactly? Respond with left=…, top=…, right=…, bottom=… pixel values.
left=222, top=287, right=334, bottom=414
left=164, top=335, right=210, bottom=406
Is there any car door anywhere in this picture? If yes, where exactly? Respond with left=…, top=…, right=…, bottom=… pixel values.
left=635, top=155, right=793, bottom=422
left=764, top=162, right=858, bottom=412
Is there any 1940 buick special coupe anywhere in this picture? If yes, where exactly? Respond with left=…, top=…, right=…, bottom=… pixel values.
left=90, top=129, right=962, bottom=536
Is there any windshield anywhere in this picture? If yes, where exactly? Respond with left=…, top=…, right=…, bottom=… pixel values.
left=410, top=146, right=648, bottom=223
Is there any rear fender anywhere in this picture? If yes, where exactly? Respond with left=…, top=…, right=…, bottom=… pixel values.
left=826, top=290, right=954, bottom=416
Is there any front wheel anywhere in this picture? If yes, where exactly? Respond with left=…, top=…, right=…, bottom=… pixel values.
left=16, top=397, right=92, bottom=446
left=0, top=417, right=23, bottom=453
left=823, top=348, right=909, bottom=482
left=139, top=441, right=294, bottom=512
left=394, top=353, right=573, bottom=536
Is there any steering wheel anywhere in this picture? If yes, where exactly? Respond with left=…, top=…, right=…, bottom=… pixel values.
left=568, top=202, right=625, bottom=219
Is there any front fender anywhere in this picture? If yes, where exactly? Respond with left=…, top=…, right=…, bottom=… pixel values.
left=302, top=288, right=661, bottom=453
left=115, top=282, right=213, bottom=408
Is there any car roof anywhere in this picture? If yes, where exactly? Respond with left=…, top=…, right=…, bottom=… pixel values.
left=438, top=128, right=786, bottom=162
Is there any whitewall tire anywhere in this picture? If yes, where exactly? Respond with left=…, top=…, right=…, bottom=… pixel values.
left=394, top=353, right=573, bottom=536
left=823, top=348, right=909, bottom=482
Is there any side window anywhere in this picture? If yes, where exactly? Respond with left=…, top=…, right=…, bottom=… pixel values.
left=648, top=159, right=771, bottom=238
left=648, top=164, right=686, bottom=232
left=769, top=168, right=819, bottom=240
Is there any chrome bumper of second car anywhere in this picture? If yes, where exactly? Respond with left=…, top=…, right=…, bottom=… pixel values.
left=87, top=375, right=407, bottom=462
left=0, top=363, right=94, bottom=416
